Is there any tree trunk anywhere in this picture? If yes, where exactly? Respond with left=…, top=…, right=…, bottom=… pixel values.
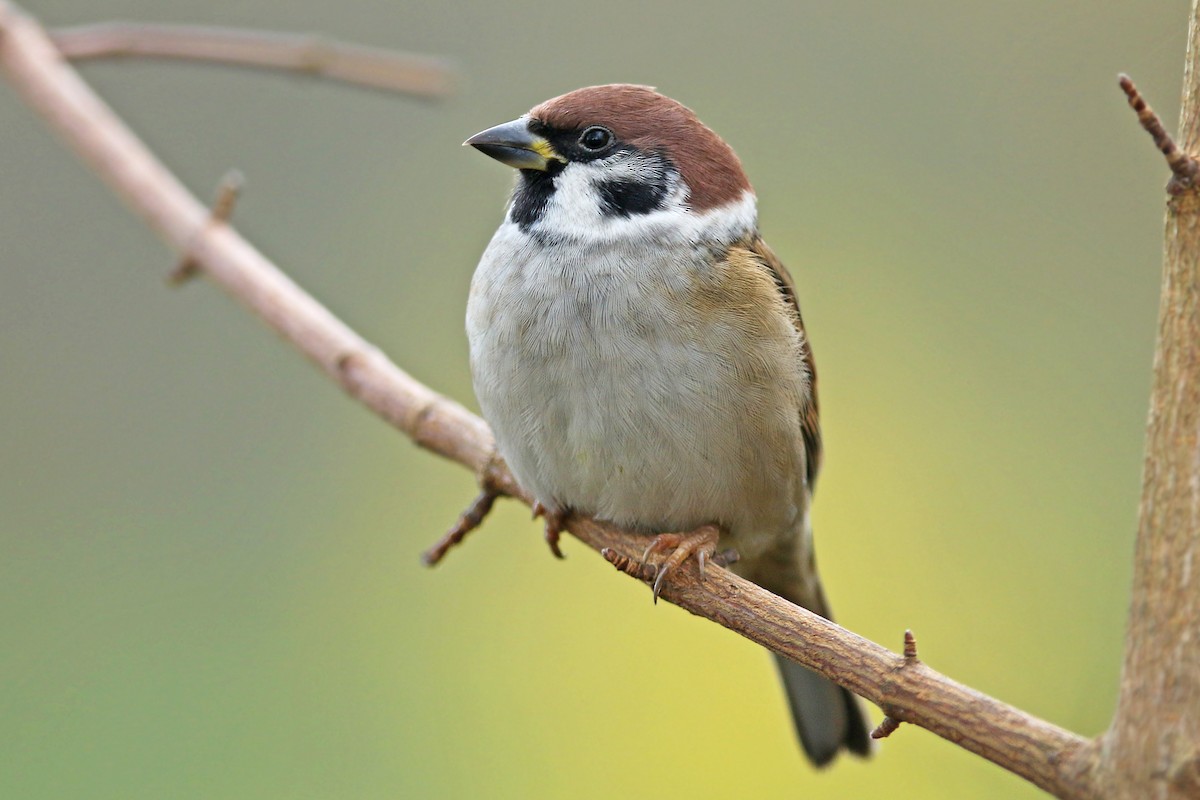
left=1099, top=3, right=1200, bottom=797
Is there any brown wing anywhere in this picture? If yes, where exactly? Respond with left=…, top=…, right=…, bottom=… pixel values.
left=741, top=236, right=822, bottom=489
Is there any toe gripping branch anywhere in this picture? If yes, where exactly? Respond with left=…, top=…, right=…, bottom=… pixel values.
left=532, top=501, right=568, bottom=560
left=604, top=526, right=738, bottom=604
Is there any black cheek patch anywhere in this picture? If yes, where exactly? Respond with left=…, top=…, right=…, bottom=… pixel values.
left=597, top=173, right=670, bottom=217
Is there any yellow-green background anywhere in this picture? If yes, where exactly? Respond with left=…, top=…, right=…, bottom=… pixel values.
left=0, top=1, right=1185, bottom=797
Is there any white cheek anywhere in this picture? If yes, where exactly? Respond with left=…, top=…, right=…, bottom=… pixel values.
left=530, top=153, right=686, bottom=236
left=526, top=164, right=758, bottom=248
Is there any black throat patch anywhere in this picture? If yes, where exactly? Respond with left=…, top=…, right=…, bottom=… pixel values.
left=510, top=167, right=559, bottom=231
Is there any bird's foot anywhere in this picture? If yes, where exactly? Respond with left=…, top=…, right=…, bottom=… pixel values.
left=640, top=524, right=726, bottom=602
left=532, top=501, right=567, bottom=559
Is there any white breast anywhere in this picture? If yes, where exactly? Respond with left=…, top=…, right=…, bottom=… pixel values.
left=466, top=200, right=810, bottom=559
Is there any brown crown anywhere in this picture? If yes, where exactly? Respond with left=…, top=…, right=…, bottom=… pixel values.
left=529, top=84, right=752, bottom=211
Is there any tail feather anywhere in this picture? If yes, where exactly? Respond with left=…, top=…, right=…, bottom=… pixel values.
left=742, top=519, right=873, bottom=766
left=774, top=654, right=873, bottom=766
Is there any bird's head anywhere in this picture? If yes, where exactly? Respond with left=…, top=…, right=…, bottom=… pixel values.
left=465, top=84, right=757, bottom=243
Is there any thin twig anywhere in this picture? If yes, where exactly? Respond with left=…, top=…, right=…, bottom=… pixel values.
left=0, top=4, right=1102, bottom=797
left=421, top=488, right=500, bottom=566
left=422, top=458, right=507, bottom=566
left=1119, top=73, right=1200, bottom=194
left=0, top=3, right=495, bottom=474
left=50, top=22, right=455, bottom=99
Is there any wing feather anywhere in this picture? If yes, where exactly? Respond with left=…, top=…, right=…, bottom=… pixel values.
left=733, top=237, right=822, bottom=489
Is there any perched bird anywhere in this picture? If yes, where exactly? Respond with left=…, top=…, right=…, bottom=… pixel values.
left=464, top=84, right=872, bottom=766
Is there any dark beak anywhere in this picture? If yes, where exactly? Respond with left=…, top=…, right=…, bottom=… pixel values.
left=464, top=118, right=562, bottom=171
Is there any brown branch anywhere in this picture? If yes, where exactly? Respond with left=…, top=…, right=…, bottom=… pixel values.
left=49, top=22, right=455, bottom=98
left=26, top=2, right=1200, bottom=797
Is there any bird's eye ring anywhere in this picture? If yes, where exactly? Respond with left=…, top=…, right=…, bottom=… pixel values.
left=578, top=126, right=614, bottom=151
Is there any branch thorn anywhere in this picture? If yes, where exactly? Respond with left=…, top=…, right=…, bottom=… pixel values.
left=872, top=629, right=920, bottom=740
left=1119, top=73, right=1200, bottom=195
left=871, top=716, right=901, bottom=740
left=170, top=169, right=244, bottom=284
left=904, top=628, right=919, bottom=662
left=601, top=547, right=656, bottom=583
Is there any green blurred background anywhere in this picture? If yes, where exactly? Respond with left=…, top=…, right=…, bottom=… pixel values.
left=0, top=1, right=1186, bottom=797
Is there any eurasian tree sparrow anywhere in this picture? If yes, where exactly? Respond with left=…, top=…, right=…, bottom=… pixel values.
left=464, top=84, right=871, bottom=766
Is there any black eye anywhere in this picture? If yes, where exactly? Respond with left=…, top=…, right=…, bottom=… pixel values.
left=578, top=126, right=613, bottom=151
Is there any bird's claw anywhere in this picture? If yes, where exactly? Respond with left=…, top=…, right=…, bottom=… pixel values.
left=640, top=524, right=724, bottom=603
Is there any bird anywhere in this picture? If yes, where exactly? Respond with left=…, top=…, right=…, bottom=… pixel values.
left=463, top=84, right=872, bottom=766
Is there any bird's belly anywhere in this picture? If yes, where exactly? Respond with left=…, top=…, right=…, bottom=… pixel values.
left=468, top=247, right=808, bottom=553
